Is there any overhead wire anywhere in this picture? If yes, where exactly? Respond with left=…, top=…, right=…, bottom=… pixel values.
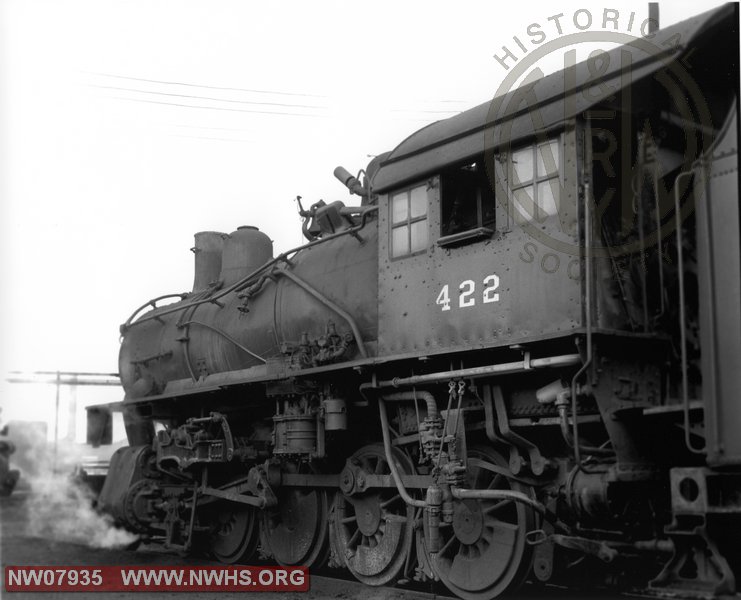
left=104, top=96, right=328, bottom=118
left=169, top=134, right=255, bottom=143
left=391, top=108, right=462, bottom=114
left=86, top=71, right=326, bottom=98
left=88, top=73, right=469, bottom=124
left=88, top=84, right=326, bottom=110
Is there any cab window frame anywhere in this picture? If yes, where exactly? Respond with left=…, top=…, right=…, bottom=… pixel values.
left=507, top=134, right=563, bottom=225
left=389, top=182, right=429, bottom=259
left=438, top=159, right=496, bottom=247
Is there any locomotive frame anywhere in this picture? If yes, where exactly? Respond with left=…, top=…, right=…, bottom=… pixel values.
left=91, top=5, right=741, bottom=599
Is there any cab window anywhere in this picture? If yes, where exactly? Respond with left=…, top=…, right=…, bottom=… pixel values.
left=439, top=161, right=495, bottom=245
left=509, top=137, right=561, bottom=224
left=390, top=184, right=428, bottom=258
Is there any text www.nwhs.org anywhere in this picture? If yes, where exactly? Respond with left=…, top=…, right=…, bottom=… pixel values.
left=4, top=566, right=309, bottom=592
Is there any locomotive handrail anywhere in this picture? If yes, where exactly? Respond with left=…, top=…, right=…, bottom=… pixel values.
left=675, top=168, right=705, bottom=454
left=178, top=320, right=267, bottom=364
left=121, top=293, right=190, bottom=331
left=569, top=172, right=596, bottom=469
left=569, top=127, right=611, bottom=470
left=121, top=206, right=378, bottom=331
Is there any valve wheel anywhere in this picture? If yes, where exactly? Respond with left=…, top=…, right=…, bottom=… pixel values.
left=425, top=446, right=537, bottom=600
left=330, top=444, right=416, bottom=586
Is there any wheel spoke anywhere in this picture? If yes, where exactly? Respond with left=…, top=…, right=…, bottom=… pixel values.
left=487, top=473, right=504, bottom=490
left=380, top=494, right=401, bottom=509
left=483, top=498, right=513, bottom=515
left=472, top=464, right=486, bottom=489
left=341, top=515, right=357, bottom=524
left=484, top=520, right=519, bottom=533
left=438, top=533, right=459, bottom=557
left=382, top=513, right=408, bottom=524
left=347, top=527, right=361, bottom=548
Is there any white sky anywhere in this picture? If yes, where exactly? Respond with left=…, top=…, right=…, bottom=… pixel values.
left=0, top=0, right=730, bottom=432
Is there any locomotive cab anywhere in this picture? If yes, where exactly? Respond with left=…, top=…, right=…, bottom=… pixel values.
left=372, top=122, right=581, bottom=358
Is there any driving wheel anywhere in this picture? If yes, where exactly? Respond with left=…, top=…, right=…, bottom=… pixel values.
left=261, top=461, right=329, bottom=567
left=331, top=444, right=416, bottom=586
left=426, top=446, right=537, bottom=599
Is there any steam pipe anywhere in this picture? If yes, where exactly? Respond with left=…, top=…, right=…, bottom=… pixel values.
left=272, top=269, right=368, bottom=358
left=450, top=487, right=546, bottom=515
left=373, top=354, right=581, bottom=388
left=377, top=397, right=427, bottom=509
left=377, top=393, right=549, bottom=516
left=381, top=391, right=438, bottom=420
left=557, top=402, right=613, bottom=456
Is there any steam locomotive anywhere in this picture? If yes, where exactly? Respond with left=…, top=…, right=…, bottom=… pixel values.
left=92, top=5, right=740, bottom=598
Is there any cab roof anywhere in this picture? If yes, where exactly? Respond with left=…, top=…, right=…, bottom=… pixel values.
left=371, top=4, right=735, bottom=193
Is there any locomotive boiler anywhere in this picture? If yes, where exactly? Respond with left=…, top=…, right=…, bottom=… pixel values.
left=93, top=5, right=741, bottom=599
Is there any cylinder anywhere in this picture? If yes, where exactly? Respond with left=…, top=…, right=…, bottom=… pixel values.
left=220, top=226, right=273, bottom=286
left=273, top=415, right=317, bottom=455
left=192, top=231, right=226, bottom=291
left=567, top=467, right=611, bottom=519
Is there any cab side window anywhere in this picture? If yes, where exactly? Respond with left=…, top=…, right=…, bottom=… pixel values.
left=439, top=161, right=495, bottom=245
left=509, top=138, right=561, bottom=224
left=390, top=184, right=428, bottom=258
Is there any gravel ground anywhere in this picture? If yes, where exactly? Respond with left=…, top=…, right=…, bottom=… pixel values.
left=0, top=491, right=440, bottom=600
left=1, top=490, right=625, bottom=600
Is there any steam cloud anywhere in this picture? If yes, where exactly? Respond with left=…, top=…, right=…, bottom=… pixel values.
left=26, top=471, right=138, bottom=549
left=9, top=424, right=138, bottom=549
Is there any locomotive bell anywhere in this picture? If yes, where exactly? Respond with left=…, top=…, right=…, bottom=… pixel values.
left=219, top=226, right=273, bottom=286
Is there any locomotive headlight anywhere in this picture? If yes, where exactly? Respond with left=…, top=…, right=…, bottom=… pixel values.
left=334, top=166, right=367, bottom=197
